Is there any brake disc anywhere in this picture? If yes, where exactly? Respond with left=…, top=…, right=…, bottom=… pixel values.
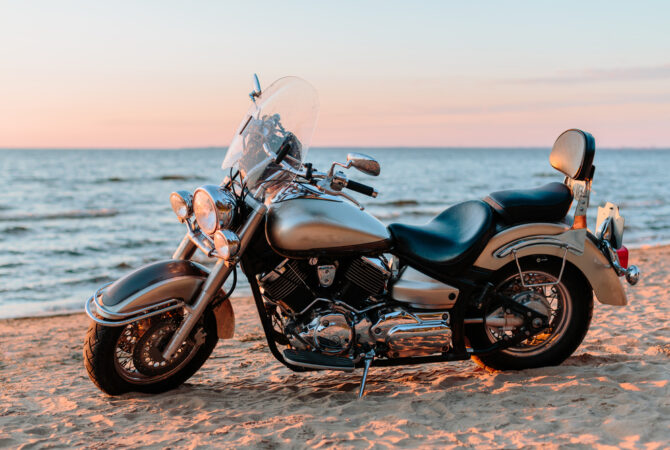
left=132, top=320, right=196, bottom=376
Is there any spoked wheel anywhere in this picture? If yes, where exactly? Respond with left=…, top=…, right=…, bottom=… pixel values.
left=84, top=309, right=218, bottom=395
left=468, top=257, right=593, bottom=371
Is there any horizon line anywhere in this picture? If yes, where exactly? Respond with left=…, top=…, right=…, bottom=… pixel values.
left=1, top=145, right=670, bottom=151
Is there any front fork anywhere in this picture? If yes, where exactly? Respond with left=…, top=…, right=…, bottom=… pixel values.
left=161, top=195, right=267, bottom=360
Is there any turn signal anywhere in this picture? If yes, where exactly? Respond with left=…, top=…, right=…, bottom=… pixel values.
left=214, top=230, right=240, bottom=260
left=169, top=191, right=193, bottom=222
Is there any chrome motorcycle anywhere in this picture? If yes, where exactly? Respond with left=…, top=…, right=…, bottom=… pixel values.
left=84, top=75, right=640, bottom=397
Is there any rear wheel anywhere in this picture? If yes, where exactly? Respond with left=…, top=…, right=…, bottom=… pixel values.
left=84, top=309, right=218, bottom=395
left=468, top=257, right=593, bottom=371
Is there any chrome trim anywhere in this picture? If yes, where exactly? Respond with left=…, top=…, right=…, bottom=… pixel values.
left=371, top=310, right=452, bottom=358
left=346, top=153, right=380, bottom=176
left=172, top=233, right=197, bottom=260
left=272, top=183, right=343, bottom=203
left=473, top=223, right=628, bottom=306
left=193, top=185, right=236, bottom=235
left=317, top=265, right=337, bottom=287
left=213, top=229, right=241, bottom=260
left=93, top=277, right=198, bottom=318
left=511, top=245, right=568, bottom=288
left=600, top=238, right=641, bottom=285
left=162, top=197, right=267, bottom=360
left=494, top=228, right=586, bottom=258
left=185, top=219, right=217, bottom=257
left=282, top=358, right=355, bottom=372
left=327, top=153, right=380, bottom=178
left=361, top=256, right=391, bottom=278
left=566, top=178, right=591, bottom=223
left=170, top=190, right=193, bottom=222
left=249, top=73, right=261, bottom=102
left=85, top=294, right=186, bottom=327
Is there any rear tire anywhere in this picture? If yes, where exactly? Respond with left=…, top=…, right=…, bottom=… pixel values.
left=84, top=310, right=218, bottom=395
left=468, top=257, right=593, bottom=371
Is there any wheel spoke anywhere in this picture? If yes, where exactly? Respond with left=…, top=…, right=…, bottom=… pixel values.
left=485, top=269, right=571, bottom=355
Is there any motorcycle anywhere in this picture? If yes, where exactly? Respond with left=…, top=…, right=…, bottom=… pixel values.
left=84, top=75, right=641, bottom=397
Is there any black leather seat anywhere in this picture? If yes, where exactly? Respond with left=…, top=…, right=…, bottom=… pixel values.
left=484, top=182, right=573, bottom=225
left=388, top=200, right=494, bottom=271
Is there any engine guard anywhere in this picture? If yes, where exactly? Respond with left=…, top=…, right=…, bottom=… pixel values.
left=85, top=259, right=235, bottom=339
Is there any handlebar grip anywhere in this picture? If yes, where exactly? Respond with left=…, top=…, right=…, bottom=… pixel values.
left=346, top=179, right=377, bottom=197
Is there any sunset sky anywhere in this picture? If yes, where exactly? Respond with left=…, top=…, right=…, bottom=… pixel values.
left=1, top=1, right=669, bottom=148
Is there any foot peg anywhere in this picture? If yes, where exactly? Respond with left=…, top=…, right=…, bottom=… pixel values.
left=358, top=350, right=375, bottom=398
left=283, top=349, right=354, bottom=371
left=283, top=349, right=375, bottom=398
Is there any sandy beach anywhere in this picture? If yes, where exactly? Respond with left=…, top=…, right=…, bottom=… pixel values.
left=1, top=246, right=668, bottom=449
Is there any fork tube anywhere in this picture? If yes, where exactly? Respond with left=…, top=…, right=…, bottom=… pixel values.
left=161, top=258, right=234, bottom=359
left=173, top=233, right=197, bottom=260
left=162, top=197, right=267, bottom=360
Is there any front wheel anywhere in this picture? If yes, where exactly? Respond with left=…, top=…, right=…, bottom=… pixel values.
left=84, top=309, right=219, bottom=395
left=467, top=256, right=593, bottom=371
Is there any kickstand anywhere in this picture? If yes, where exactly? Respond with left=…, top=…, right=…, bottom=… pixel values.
left=358, top=350, right=375, bottom=398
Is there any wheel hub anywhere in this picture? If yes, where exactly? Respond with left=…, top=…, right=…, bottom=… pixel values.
left=514, top=290, right=551, bottom=320
left=132, top=320, right=195, bottom=376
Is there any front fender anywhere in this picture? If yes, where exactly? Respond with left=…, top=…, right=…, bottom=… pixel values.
left=473, top=223, right=627, bottom=306
left=97, top=259, right=235, bottom=338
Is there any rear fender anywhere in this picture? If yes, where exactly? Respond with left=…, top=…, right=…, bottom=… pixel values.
left=473, top=223, right=627, bottom=306
left=96, top=259, right=235, bottom=338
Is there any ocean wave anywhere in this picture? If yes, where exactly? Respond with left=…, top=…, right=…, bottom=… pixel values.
left=0, top=208, right=119, bottom=222
left=61, top=274, right=114, bottom=286
left=95, top=174, right=206, bottom=183
left=157, top=174, right=206, bottom=181
left=49, top=249, right=85, bottom=257
left=619, top=199, right=666, bottom=208
left=2, top=225, right=31, bottom=234
left=105, top=176, right=128, bottom=182
left=113, top=261, right=133, bottom=269
left=374, top=199, right=420, bottom=207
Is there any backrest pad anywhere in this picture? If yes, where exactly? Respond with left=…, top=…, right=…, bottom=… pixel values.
left=549, top=129, right=595, bottom=180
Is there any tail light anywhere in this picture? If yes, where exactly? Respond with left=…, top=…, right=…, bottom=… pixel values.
left=616, top=246, right=629, bottom=269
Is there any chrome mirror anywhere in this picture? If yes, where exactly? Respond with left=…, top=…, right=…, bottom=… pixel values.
left=347, top=153, right=380, bottom=176
left=249, top=73, right=262, bottom=102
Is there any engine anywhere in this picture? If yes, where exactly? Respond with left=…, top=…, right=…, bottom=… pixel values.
left=258, top=256, right=390, bottom=312
left=258, top=256, right=453, bottom=359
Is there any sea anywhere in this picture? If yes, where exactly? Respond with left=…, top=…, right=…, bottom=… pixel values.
left=1, top=147, right=668, bottom=318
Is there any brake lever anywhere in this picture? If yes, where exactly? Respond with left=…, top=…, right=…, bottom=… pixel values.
left=323, top=187, right=364, bottom=210
left=312, top=174, right=364, bottom=210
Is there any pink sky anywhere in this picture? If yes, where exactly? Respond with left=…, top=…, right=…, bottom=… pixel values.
left=1, top=2, right=669, bottom=148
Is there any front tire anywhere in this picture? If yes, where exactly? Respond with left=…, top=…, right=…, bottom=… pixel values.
left=468, top=256, right=593, bottom=371
left=84, top=310, right=218, bottom=395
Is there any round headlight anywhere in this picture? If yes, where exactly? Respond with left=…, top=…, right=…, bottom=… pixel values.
left=169, top=190, right=193, bottom=222
left=214, top=229, right=240, bottom=260
left=193, top=185, right=236, bottom=235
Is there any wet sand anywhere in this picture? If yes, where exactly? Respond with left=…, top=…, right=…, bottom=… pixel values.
left=1, top=246, right=668, bottom=448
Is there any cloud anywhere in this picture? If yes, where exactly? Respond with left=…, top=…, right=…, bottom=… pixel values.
left=419, top=92, right=670, bottom=116
left=510, top=64, right=670, bottom=84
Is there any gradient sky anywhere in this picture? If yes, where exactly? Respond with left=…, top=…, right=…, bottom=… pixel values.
left=1, top=1, right=669, bottom=148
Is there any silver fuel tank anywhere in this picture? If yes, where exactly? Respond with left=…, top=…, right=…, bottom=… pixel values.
left=266, top=190, right=391, bottom=255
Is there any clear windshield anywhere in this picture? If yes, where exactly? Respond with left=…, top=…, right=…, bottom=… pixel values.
left=221, top=77, right=319, bottom=197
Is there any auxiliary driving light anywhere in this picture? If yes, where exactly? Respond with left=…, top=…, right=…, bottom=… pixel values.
left=193, top=185, right=237, bottom=235
left=169, top=190, right=193, bottom=222
left=214, top=229, right=240, bottom=260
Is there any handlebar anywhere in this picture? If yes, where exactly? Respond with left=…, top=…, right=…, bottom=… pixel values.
left=346, top=179, right=378, bottom=198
